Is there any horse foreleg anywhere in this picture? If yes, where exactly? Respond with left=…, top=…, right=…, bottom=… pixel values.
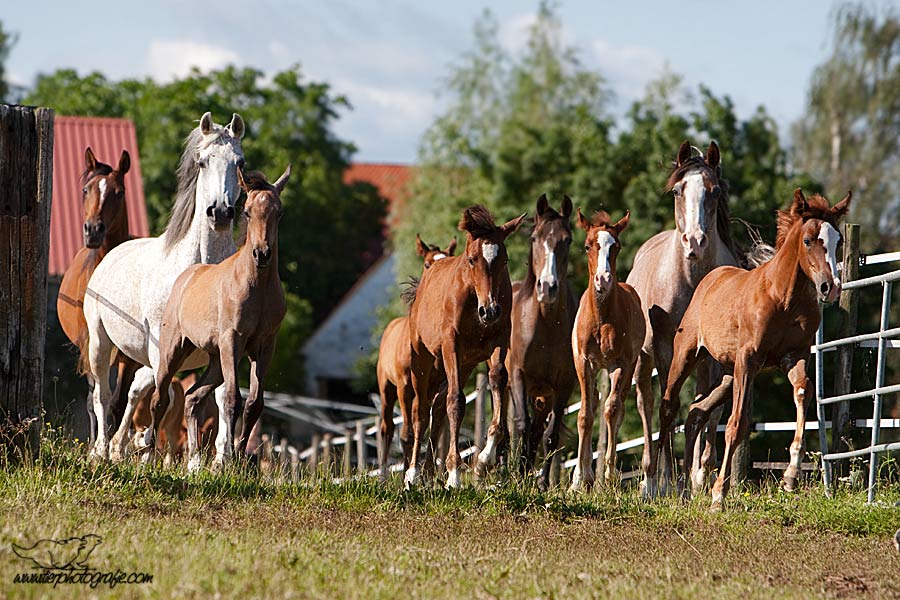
left=508, top=366, right=529, bottom=473
left=185, top=357, right=223, bottom=473
left=111, top=357, right=140, bottom=429
left=475, top=349, right=508, bottom=480
left=406, top=350, right=432, bottom=488
left=570, top=354, right=597, bottom=493
left=378, top=378, right=398, bottom=482
left=86, top=376, right=97, bottom=446
left=634, top=351, right=657, bottom=498
left=684, top=374, right=732, bottom=498
left=711, top=349, right=759, bottom=510
left=213, top=337, right=243, bottom=470
left=86, top=321, right=114, bottom=460
left=604, top=362, right=634, bottom=486
left=109, top=367, right=153, bottom=462
left=442, top=340, right=468, bottom=490
left=782, top=355, right=811, bottom=492
left=237, top=342, right=274, bottom=456
left=426, top=387, right=448, bottom=481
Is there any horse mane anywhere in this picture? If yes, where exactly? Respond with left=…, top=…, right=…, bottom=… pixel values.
left=665, top=156, right=737, bottom=259
left=80, top=161, right=112, bottom=185
left=588, top=209, right=614, bottom=228
left=775, top=193, right=837, bottom=249
left=458, top=205, right=498, bottom=239
left=241, top=170, right=275, bottom=193
left=163, top=123, right=233, bottom=252
left=400, top=276, right=419, bottom=307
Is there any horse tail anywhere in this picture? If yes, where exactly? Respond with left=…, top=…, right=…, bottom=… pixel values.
left=75, top=329, right=91, bottom=376
left=736, top=218, right=775, bottom=269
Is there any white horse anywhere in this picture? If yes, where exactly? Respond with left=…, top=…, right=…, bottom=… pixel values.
left=83, top=112, right=244, bottom=469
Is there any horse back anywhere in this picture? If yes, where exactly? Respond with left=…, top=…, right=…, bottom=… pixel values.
left=378, top=317, right=411, bottom=387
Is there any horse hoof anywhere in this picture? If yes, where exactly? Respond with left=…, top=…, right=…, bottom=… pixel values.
left=211, top=458, right=228, bottom=474
left=782, top=474, right=799, bottom=493
left=187, top=456, right=202, bottom=474
left=473, top=459, right=489, bottom=480
left=404, top=467, right=419, bottom=490
left=710, top=491, right=724, bottom=512
left=445, top=468, right=461, bottom=490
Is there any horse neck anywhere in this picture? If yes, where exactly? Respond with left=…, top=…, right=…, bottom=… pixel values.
left=763, top=223, right=812, bottom=309
left=101, top=202, right=131, bottom=254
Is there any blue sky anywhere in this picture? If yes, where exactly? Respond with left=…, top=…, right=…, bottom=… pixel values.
left=5, top=1, right=886, bottom=162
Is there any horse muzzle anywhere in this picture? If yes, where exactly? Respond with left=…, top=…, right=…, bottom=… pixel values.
left=206, top=204, right=235, bottom=230
left=818, top=278, right=841, bottom=303
left=478, top=302, right=501, bottom=324
left=681, top=231, right=708, bottom=260
left=253, top=246, right=272, bottom=268
left=536, top=278, right=559, bottom=304
left=83, top=221, right=106, bottom=249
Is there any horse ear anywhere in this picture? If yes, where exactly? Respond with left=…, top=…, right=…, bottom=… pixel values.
left=84, top=147, right=97, bottom=173
left=576, top=208, right=591, bottom=231
left=561, top=194, right=573, bottom=218
left=832, top=190, right=852, bottom=220
left=706, top=141, right=720, bottom=169
left=676, top=140, right=692, bottom=167
left=415, top=233, right=429, bottom=257
left=199, top=112, right=214, bottom=135
left=273, top=164, right=291, bottom=193
left=790, top=188, right=808, bottom=216
left=536, top=194, right=549, bottom=218
left=500, top=213, right=528, bottom=239
left=237, top=167, right=248, bottom=192
left=117, top=150, right=131, bottom=175
left=447, top=237, right=457, bottom=256
left=614, top=210, right=631, bottom=234
left=228, top=113, right=245, bottom=139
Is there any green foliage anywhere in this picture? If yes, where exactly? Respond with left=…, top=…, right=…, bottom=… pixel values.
left=25, top=65, right=386, bottom=392
left=792, top=2, right=900, bottom=250
left=0, top=21, right=17, bottom=103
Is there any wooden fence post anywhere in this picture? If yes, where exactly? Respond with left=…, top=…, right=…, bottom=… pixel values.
left=307, top=434, right=321, bottom=478
left=832, top=223, right=860, bottom=477
left=322, top=433, right=333, bottom=477
left=356, top=420, right=367, bottom=473
left=342, top=428, right=353, bottom=477
left=0, top=105, right=54, bottom=460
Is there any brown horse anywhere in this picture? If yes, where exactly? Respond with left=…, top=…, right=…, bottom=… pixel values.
left=145, top=166, right=290, bottom=470
left=570, top=209, right=644, bottom=490
left=377, top=235, right=457, bottom=480
left=659, top=189, right=851, bottom=509
left=626, top=140, right=739, bottom=497
left=506, top=194, right=576, bottom=488
left=407, top=205, right=526, bottom=488
left=57, top=147, right=137, bottom=442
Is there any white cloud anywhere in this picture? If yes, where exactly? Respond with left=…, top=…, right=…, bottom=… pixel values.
left=498, top=13, right=538, bottom=55
left=144, top=39, right=239, bottom=81
left=592, top=39, right=667, bottom=101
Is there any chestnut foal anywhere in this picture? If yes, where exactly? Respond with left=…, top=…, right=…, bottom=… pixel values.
left=660, top=189, right=851, bottom=509
left=377, top=234, right=456, bottom=480
left=146, top=166, right=289, bottom=469
left=507, top=194, right=577, bottom=488
left=570, top=209, right=644, bottom=491
left=408, top=205, right=526, bottom=488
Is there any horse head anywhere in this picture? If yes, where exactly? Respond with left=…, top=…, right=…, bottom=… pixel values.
left=669, top=140, right=726, bottom=261
left=577, top=207, right=630, bottom=303
left=195, top=112, right=245, bottom=231
left=237, top=165, right=290, bottom=269
left=458, top=205, right=526, bottom=325
left=531, top=193, right=573, bottom=305
left=779, top=188, right=852, bottom=303
left=416, top=233, right=457, bottom=269
left=81, top=147, right=129, bottom=249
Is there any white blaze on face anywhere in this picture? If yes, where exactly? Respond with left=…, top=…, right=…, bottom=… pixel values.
left=593, top=230, right=616, bottom=293
left=432, top=253, right=447, bottom=262
left=682, top=171, right=705, bottom=233
left=98, top=179, right=107, bottom=202
left=818, top=222, right=841, bottom=281
left=539, top=240, right=557, bottom=284
left=482, top=243, right=499, bottom=265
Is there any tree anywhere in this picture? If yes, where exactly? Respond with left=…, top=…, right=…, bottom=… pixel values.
left=25, top=65, right=385, bottom=392
left=792, top=3, right=900, bottom=250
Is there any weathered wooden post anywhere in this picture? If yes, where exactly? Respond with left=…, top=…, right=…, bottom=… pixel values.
left=322, top=432, right=333, bottom=477
left=356, top=420, right=366, bottom=473
left=0, top=105, right=54, bottom=460
left=307, top=434, right=321, bottom=479
left=831, top=223, right=860, bottom=477
left=278, top=437, right=290, bottom=480
left=289, top=447, right=300, bottom=483
left=375, top=415, right=384, bottom=468
left=342, top=428, right=353, bottom=477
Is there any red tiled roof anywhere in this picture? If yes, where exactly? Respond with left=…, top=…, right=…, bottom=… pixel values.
left=49, top=116, right=149, bottom=275
left=343, top=162, right=412, bottom=217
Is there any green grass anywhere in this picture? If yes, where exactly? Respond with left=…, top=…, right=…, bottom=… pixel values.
left=1, top=430, right=899, bottom=599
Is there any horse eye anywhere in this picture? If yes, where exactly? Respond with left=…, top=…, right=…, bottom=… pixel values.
left=82, top=187, right=88, bottom=196
left=803, top=238, right=811, bottom=247
left=243, top=209, right=250, bottom=219
left=468, top=257, right=475, bottom=266
left=584, top=245, right=590, bottom=252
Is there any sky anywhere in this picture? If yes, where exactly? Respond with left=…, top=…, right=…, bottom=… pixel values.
left=4, top=1, right=888, bottom=163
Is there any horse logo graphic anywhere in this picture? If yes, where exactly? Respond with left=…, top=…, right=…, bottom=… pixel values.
left=11, top=534, right=103, bottom=570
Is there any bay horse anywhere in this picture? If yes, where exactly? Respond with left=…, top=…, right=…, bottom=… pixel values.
left=57, top=148, right=136, bottom=442
left=146, top=167, right=289, bottom=467
left=660, top=189, right=851, bottom=509
left=83, top=112, right=245, bottom=464
left=407, top=205, right=526, bottom=488
left=376, top=234, right=456, bottom=480
left=626, top=140, right=739, bottom=497
left=570, top=209, right=644, bottom=490
left=507, top=194, right=576, bottom=489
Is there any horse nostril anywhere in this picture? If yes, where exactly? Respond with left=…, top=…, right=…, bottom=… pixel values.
left=697, top=233, right=707, bottom=248
left=96, top=222, right=105, bottom=233
left=478, top=306, right=487, bottom=319
left=549, top=282, right=558, bottom=293
left=206, top=206, right=215, bottom=218
left=225, top=207, right=235, bottom=219
left=83, top=223, right=90, bottom=233
left=820, top=282, right=830, bottom=295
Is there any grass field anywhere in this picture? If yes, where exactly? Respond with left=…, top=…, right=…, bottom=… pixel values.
left=1, top=432, right=899, bottom=599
